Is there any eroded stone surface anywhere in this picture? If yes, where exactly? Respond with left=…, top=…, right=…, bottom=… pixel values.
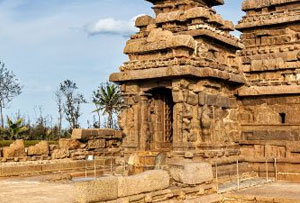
left=168, top=162, right=213, bottom=185
left=118, top=170, right=170, bottom=197
left=28, top=141, right=49, bottom=156
left=75, top=176, right=119, bottom=203
left=3, top=140, right=25, bottom=158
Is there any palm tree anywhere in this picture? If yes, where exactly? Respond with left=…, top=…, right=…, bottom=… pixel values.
left=92, top=82, right=122, bottom=129
left=6, top=117, right=28, bottom=140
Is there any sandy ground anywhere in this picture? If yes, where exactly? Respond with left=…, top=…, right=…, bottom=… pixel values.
left=2, top=177, right=300, bottom=203
left=227, top=182, right=300, bottom=201
left=0, top=177, right=75, bottom=203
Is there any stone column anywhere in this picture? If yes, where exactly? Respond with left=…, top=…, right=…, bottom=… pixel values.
left=119, top=93, right=140, bottom=151
left=139, top=93, right=151, bottom=151
left=173, top=102, right=184, bottom=150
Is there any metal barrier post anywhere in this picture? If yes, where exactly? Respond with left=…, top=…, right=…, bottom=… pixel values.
left=110, top=154, right=113, bottom=174
left=274, top=158, right=278, bottom=181
left=94, top=159, right=96, bottom=178
left=85, top=160, right=88, bottom=178
left=266, top=159, right=269, bottom=181
left=215, top=162, right=219, bottom=193
left=237, top=160, right=240, bottom=191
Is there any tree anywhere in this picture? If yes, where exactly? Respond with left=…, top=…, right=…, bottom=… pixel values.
left=0, top=61, right=22, bottom=128
left=93, top=82, right=122, bottom=129
left=55, top=89, right=63, bottom=135
left=6, top=117, right=28, bottom=140
left=59, top=80, right=86, bottom=129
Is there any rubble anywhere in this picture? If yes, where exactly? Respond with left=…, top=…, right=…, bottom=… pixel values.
left=3, top=140, right=25, bottom=158
left=27, top=141, right=49, bottom=156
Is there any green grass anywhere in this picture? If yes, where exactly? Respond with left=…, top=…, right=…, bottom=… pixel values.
left=0, top=140, right=58, bottom=147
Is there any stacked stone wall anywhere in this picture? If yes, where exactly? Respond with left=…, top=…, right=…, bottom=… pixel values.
left=0, top=129, right=123, bottom=177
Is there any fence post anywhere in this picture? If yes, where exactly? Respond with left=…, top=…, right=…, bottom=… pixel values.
left=237, top=160, right=240, bottom=191
left=94, top=159, right=96, bottom=178
left=274, top=158, right=278, bottom=181
left=85, top=160, right=88, bottom=178
left=215, top=162, right=218, bottom=193
left=266, top=159, right=269, bottom=181
left=110, top=154, right=113, bottom=174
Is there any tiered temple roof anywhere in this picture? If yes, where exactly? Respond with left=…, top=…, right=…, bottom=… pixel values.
left=110, top=0, right=245, bottom=84
left=237, top=0, right=300, bottom=95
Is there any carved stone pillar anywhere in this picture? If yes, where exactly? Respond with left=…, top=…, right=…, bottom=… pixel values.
left=139, top=93, right=151, bottom=151
left=173, top=102, right=184, bottom=150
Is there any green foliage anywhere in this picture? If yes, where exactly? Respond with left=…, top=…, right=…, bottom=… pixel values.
left=6, top=117, right=28, bottom=140
left=92, top=82, right=122, bottom=129
left=0, top=61, right=23, bottom=128
left=59, top=80, right=87, bottom=129
left=0, top=140, right=58, bottom=148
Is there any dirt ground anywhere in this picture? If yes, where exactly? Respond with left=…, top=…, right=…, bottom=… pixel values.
left=2, top=177, right=300, bottom=203
left=226, top=182, right=300, bottom=202
left=0, top=176, right=75, bottom=203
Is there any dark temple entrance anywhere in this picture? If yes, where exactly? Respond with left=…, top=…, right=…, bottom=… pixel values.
left=147, top=88, right=174, bottom=151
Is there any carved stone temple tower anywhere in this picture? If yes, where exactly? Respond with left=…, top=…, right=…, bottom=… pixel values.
left=236, top=1, right=300, bottom=164
left=110, top=0, right=245, bottom=155
left=237, top=0, right=300, bottom=92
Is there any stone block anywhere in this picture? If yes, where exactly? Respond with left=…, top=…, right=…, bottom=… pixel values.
left=187, top=91, right=198, bottom=106
left=198, top=92, right=207, bottom=105
left=173, top=90, right=185, bottom=103
left=207, top=94, right=217, bottom=106
left=87, top=139, right=106, bottom=149
left=75, top=176, right=119, bottom=203
left=59, top=138, right=82, bottom=150
left=218, top=96, right=230, bottom=108
left=3, top=140, right=25, bottom=158
left=27, top=141, right=49, bottom=156
left=72, top=129, right=122, bottom=140
left=135, top=15, right=154, bottom=28
left=168, top=162, right=213, bottom=185
left=51, top=149, right=70, bottom=159
left=117, top=170, right=169, bottom=197
left=265, top=145, right=286, bottom=158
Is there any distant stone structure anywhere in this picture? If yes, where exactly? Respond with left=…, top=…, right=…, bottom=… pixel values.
left=109, top=0, right=300, bottom=181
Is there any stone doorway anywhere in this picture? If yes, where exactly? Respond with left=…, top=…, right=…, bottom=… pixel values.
left=148, top=88, right=174, bottom=151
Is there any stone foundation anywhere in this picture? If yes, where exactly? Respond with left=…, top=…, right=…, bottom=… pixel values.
left=75, top=163, right=217, bottom=203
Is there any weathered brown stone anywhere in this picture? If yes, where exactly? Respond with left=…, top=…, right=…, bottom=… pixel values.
left=135, top=15, right=154, bottom=28
left=51, top=149, right=70, bottom=159
left=3, top=140, right=25, bottom=158
left=59, top=138, right=82, bottom=150
left=72, top=129, right=122, bottom=140
left=28, top=141, right=49, bottom=156
left=117, top=170, right=170, bottom=197
left=168, top=162, right=213, bottom=185
left=75, top=176, right=119, bottom=202
left=87, top=139, right=106, bottom=149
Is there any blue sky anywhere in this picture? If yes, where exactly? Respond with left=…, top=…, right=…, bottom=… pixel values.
left=0, top=0, right=244, bottom=127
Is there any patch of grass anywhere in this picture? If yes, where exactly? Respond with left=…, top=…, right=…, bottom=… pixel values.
left=0, top=140, right=58, bottom=147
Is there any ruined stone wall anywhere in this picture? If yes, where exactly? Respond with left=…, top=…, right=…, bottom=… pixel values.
left=0, top=129, right=123, bottom=177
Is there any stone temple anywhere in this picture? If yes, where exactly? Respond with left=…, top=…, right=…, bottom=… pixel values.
left=110, top=0, right=300, bottom=181
left=3, top=0, right=300, bottom=202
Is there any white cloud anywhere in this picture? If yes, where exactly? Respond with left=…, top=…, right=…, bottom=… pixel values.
left=86, top=15, right=145, bottom=37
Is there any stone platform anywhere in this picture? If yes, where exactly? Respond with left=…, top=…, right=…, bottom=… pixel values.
left=224, top=182, right=300, bottom=202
